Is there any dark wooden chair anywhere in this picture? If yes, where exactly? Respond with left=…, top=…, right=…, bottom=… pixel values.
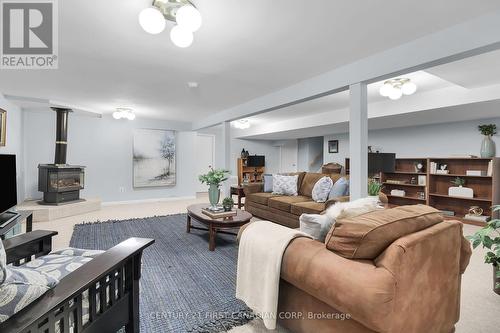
left=0, top=230, right=154, bottom=333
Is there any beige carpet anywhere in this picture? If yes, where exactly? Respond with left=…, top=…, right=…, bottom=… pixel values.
left=25, top=198, right=499, bottom=332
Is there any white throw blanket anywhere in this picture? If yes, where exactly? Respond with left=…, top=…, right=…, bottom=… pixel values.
left=236, top=221, right=311, bottom=330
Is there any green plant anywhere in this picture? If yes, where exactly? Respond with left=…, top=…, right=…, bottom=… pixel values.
left=222, top=197, right=234, bottom=207
left=467, top=206, right=500, bottom=290
left=478, top=124, right=497, bottom=136
left=198, top=166, right=230, bottom=187
left=368, top=180, right=383, bottom=196
left=451, top=177, right=466, bottom=187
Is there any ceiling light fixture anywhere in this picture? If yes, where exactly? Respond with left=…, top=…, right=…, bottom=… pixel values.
left=113, top=108, right=136, bottom=120
left=379, top=78, right=417, bottom=100
left=138, top=0, right=202, bottom=48
left=233, top=119, right=250, bottom=130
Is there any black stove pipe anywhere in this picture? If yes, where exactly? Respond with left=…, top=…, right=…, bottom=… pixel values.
left=51, top=107, right=72, bottom=165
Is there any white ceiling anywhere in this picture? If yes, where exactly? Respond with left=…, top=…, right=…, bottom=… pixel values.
left=1, top=0, right=500, bottom=122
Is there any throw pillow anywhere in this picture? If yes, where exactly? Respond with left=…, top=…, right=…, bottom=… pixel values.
left=0, top=266, right=58, bottom=323
left=299, top=214, right=334, bottom=242
left=263, top=174, right=273, bottom=193
left=329, top=177, right=348, bottom=199
left=0, top=237, right=6, bottom=284
left=272, top=174, right=298, bottom=196
left=311, top=177, right=334, bottom=203
left=325, top=197, right=379, bottom=221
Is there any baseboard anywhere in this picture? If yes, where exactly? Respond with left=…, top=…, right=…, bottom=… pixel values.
left=102, top=196, right=197, bottom=206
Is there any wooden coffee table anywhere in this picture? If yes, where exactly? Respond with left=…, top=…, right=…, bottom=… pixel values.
left=186, top=203, right=253, bottom=251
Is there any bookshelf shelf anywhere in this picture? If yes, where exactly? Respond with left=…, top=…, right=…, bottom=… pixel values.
left=381, top=157, right=499, bottom=226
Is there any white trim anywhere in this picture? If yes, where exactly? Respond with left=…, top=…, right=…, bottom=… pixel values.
left=102, top=196, right=196, bottom=206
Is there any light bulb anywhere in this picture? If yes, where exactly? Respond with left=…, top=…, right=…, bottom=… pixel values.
left=126, top=112, right=136, bottom=120
left=401, top=81, right=417, bottom=95
left=388, top=88, right=403, bottom=100
left=113, top=111, right=122, bottom=119
left=170, top=25, right=194, bottom=48
left=379, top=83, right=393, bottom=97
left=176, top=5, right=202, bottom=32
left=139, top=7, right=166, bottom=34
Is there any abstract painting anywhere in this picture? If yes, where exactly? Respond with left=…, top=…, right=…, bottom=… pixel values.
left=133, top=129, right=176, bottom=187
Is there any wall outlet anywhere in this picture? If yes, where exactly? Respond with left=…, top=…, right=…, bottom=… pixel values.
left=119, top=187, right=126, bottom=193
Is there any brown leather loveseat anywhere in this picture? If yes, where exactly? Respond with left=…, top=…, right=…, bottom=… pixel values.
left=276, top=205, right=472, bottom=333
left=243, top=172, right=349, bottom=228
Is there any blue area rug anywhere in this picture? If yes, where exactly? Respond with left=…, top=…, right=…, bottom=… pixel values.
left=70, top=214, right=254, bottom=333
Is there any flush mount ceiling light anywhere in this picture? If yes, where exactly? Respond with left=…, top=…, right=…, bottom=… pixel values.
left=113, top=108, right=136, bottom=120
left=233, top=119, right=250, bottom=130
left=138, top=0, right=202, bottom=48
left=379, top=78, right=417, bottom=100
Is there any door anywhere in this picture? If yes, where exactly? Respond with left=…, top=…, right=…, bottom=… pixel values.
left=196, top=134, right=215, bottom=192
left=278, top=140, right=298, bottom=173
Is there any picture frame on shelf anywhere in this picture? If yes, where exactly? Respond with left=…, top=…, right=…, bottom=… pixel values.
left=328, top=140, right=339, bottom=153
left=0, top=108, right=6, bottom=146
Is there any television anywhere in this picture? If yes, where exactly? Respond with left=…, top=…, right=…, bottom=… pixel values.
left=368, top=153, right=396, bottom=174
left=0, top=154, right=19, bottom=227
left=247, top=155, right=265, bottom=167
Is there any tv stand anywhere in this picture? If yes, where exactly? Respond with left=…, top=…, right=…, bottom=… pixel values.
left=0, top=210, right=33, bottom=240
left=0, top=211, right=19, bottom=228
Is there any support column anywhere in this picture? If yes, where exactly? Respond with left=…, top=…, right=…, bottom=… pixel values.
left=349, top=83, right=368, bottom=200
left=222, top=121, right=231, bottom=197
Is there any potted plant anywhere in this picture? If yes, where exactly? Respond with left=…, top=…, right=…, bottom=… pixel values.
left=448, top=177, right=473, bottom=198
left=478, top=124, right=497, bottom=158
left=199, top=166, right=230, bottom=209
left=222, top=197, right=234, bottom=212
left=367, top=180, right=383, bottom=203
left=467, top=205, right=500, bottom=295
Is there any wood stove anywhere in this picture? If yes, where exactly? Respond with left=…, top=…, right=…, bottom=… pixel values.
left=38, top=108, right=85, bottom=205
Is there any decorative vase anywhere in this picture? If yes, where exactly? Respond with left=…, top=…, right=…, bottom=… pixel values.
left=223, top=204, right=232, bottom=212
left=208, top=184, right=220, bottom=209
left=494, top=264, right=500, bottom=296
left=367, top=195, right=380, bottom=205
left=480, top=135, right=496, bottom=158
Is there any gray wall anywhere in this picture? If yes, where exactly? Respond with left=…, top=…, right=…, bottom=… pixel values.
left=298, top=137, right=324, bottom=172
left=0, top=96, right=25, bottom=202
left=23, top=110, right=197, bottom=202
left=324, top=117, right=500, bottom=167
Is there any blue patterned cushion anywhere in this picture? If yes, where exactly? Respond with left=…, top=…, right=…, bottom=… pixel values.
left=0, top=238, right=6, bottom=284
left=23, top=254, right=94, bottom=280
left=0, top=267, right=58, bottom=323
left=50, top=248, right=104, bottom=258
left=312, top=177, right=334, bottom=203
left=329, top=177, right=349, bottom=199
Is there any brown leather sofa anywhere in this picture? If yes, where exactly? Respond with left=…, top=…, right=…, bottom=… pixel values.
left=243, top=172, right=349, bottom=228
left=276, top=205, right=472, bottom=333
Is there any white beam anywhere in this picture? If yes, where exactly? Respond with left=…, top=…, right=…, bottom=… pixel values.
left=222, top=121, right=231, bottom=171
left=349, top=83, right=368, bottom=200
left=192, top=10, right=500, bottom=130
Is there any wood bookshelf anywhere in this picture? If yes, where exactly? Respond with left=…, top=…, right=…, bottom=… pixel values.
left=237, top=158, right=265, bottom=185
left=381, top=157, right=500, bottom=226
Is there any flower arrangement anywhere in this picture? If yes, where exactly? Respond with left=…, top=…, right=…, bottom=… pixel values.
left=198, top=166, right=230, bottom=187
left=451, top=177, right=466, bottom=187
left=368, top=180, right=383, bottom=196
left=478, top=124, right=497, bottom=136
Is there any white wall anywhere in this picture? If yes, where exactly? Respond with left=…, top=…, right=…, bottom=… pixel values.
left=0, top=95, right=25, bottom=202
left=23, top=110, right=197, bottom=202
left=324, top=117, right=500, bottom=167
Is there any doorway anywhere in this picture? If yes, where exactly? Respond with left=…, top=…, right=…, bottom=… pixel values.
left=195, top=134, right=215, bottom=193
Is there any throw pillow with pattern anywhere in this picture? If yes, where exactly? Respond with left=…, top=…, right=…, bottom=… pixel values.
left=272, top=174, right=298, bottom=196
left=0, top=238, right=6, bottom=284
left=312, top=176, right=334, bottom=202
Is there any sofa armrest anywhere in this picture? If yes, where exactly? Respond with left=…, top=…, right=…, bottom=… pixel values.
left=0, top=237, right=155, bottom=333
left=243, top=183, right=264, bottom=196
left=324, top=195, right=350, bottom=209
left=281, top=237, right=395, bottom=332
left=3, top=230, right=58, bottom=265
